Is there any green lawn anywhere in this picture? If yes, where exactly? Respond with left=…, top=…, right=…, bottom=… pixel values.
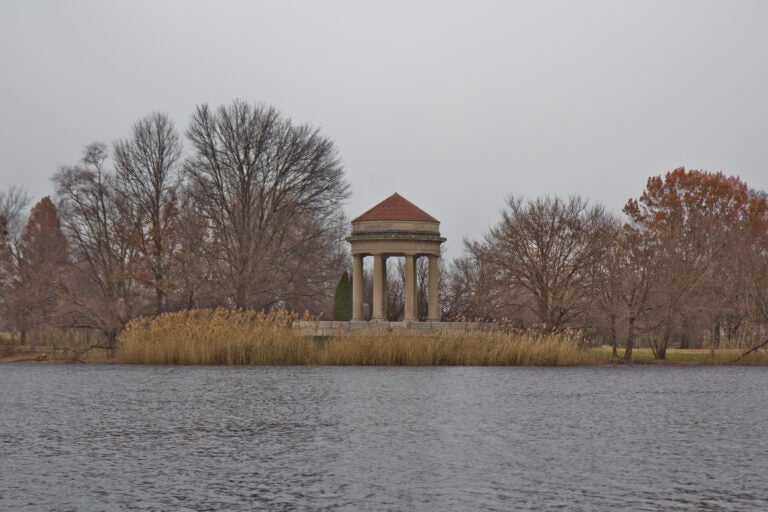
left=593, top=346, right=766, bottom=365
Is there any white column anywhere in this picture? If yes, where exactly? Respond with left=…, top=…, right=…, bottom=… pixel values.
left=372, top=254, right=387, bottom=321
left=352, top=254, right=364, bottom=321
left=404, top=254, right=417, bottom=322
left=427, top=255, right=439, bottom=321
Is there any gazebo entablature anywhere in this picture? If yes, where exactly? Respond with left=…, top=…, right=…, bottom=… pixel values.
left=347, top=240, right=443, bottom=258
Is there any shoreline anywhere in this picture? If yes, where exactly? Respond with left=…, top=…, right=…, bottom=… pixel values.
left=5, top=309, right=765, bottom=367
left=1, top=348, right=764, bottom=367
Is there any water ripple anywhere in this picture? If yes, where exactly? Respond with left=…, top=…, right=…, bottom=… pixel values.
left=1, top=364, right=767, bottom=510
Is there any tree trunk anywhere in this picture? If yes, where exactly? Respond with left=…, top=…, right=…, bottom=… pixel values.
left=624, top=315, right=635, bottom=362
left=155, top=288, right=164, bottom=316
left=655, top=328, right=671, bottom=360
left=712, top=317, right=721, bottom=349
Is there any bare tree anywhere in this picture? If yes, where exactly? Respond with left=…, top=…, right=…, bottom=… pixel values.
left=442, top=255, right=478, bottom=321
left=443, top=252, right=512, bottom=321
left=167, top=187, right=217, bottom=310
left=0, top=187, right=30, bottom=269
left=53, top=143, right=140, bottom=343
left=742, top=228, right=768, bottom=334
left=387, top=259, right=405, bottom=321
left=277, top=209, right=349, bottom=315
left=113, top=112, right=182, bottom=315
left=0, top=186, right=29, bottom=241
left=615, top=227, right=657, bottom=361
left=585, top=217, right=624, bottom=357
left=469, top=195, right=614, bottom=332
left=0, top=186, right=30, bottom=336
left=185, top=100, right=350, bottom=311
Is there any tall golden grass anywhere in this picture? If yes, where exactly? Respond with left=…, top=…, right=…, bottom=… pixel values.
left=115, top=309, right=608, bottom=366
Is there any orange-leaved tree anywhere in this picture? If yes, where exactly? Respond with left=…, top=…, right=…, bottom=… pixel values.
left=0, top=197, right=69, bottom=343
left=623, top=168, right=768, bottom=358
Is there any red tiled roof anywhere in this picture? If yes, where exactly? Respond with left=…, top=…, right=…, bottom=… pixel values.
left=353, top=193, right=439, bottom=223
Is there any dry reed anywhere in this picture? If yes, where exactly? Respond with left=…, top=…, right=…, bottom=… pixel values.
left=115, top=309, right=607, bottom=366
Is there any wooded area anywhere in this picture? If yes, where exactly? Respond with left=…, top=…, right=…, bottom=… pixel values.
left=0, top=102, right=349, bottom=346
left=1, top=101, right=766, bottom=360
left=445, top=170, right=768, bottom=359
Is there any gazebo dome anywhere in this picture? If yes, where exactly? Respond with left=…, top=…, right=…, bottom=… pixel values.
left=352, top=192, right=439, bottom=223
left=348, top=193, right=444, bottom=245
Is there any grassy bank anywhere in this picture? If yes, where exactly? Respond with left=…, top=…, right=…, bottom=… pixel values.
left=594, top=347, right=768, bottom=365
left=115, top=309, right=607, bottom=366
left=3, top=309, right=760, bottom=366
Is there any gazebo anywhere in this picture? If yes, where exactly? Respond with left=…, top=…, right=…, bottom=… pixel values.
left=346, top=193, right=445, bottom=322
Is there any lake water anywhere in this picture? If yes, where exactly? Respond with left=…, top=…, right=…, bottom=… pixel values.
left=1, top=364, right=767, bottom=511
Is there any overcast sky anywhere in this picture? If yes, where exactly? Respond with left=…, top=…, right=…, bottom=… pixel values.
left=1, top=0, right=766, bottom=257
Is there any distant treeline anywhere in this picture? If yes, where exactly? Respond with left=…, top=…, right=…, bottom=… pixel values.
left=0, top=100, right=766, bottom=360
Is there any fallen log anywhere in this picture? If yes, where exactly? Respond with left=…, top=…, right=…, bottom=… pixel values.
left=735, top=338, right=768, bottom=362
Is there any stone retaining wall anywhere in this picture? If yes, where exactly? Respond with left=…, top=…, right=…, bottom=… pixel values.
left=294, top=321, right=499, bottom=337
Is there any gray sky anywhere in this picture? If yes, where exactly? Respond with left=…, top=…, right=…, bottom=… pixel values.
left=2, top=0, right=767, bottom=257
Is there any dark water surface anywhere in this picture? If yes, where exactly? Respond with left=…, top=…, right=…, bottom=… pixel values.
left=1, top=364, right=767, bottom=511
